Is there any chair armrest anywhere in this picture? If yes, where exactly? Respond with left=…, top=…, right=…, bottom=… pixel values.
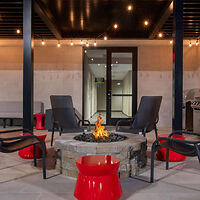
left=0, top=129, right=24, bottom=135
left=116, top=119, right=133, bottom=131
left=169, top=130, right=200, bottom=138
left=78, top=120, right=91, bottom=131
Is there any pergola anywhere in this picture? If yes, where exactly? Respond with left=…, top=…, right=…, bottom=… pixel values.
left=0, top=0, right=199, bottom=131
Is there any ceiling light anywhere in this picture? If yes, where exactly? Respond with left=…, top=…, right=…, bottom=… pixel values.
left=41, top=40, right=45, bottom=46
left=170, top=40, right=173, bottom=44
left=16, top=28, right=21, bottom=34
left=196, top=39, right=199, bottom=46
left=104, top=36, right=108, bottom=40
left=93, top=41, right=97, bottom=46
left=57, top=41, right=61, bottom=48
left=70, top=41, right=74, bottom=46
left=189, top=42, right=192, bottom=47
left=115, top=61, right=118, bottom=64
left=98, top=64, right=100, bottom=66
left=127, top=5, right=133, bottom=11
left=91, top=58, right=94, bottom=61
left=158, top=32, right=163, bottom=38
left=144, top=20, right=149, bottom=26
left=80, top=40, right=84, bottom=45
left=117, top=82, right=121, bottom=86
left=86, top=41, right=89, bottom=47
left=84, top=50, right=87, bottom=53
left=113, top=24, right=118, bottom=29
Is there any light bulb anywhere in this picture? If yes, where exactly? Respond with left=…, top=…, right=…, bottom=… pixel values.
left=70, top=41, right=74, bottom=46
left=158, top=32, right=163, bottom=38
left=144, top=20, right=149, bottom=26
left=170, top=40, right=173, bottom=44
left=86, top=41, right=89, bottom=47
left=80, top=40, right=84, bottom=45
left=57, top=42, right=61, bottom=48
left=104, top=36, right=108, bottom=40
left=113, top=24, right=118, bottom=29
left=41, top=40, right=45, bottom=46
left=196, top=40, right=199, bottom=46
left=127, top=5, right=133, bottom=11
left=93, top=41, right=97, bottom=46
left=189, top=42, right=192, bottom=47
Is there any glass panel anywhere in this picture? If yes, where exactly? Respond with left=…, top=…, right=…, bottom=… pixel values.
left=111, top=52, right=132, bottom=118
left=84, top=49, right=107, bottom=124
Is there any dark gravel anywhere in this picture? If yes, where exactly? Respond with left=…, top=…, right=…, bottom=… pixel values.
left=74, top=132, right=127, bottom=143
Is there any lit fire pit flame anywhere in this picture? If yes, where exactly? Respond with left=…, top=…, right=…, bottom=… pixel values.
left=92, top=115, right=109, bottom=140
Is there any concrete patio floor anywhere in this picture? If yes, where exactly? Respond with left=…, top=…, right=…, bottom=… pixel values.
left=0, top=128, right=200, bottom=200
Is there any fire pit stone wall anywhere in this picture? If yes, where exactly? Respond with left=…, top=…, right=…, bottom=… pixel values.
left=55, top=132, right=147, bottom=178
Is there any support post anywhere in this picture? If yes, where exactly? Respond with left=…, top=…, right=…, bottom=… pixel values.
left=172, top=0, right=183, bottom=131
left=23, top=0, right=34, bottom=131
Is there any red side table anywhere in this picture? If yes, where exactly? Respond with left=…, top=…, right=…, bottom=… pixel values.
left=35, top=113, right=46, bottom=130
left=18, top=132, right=47, bottom=159
left=74, top=155, right=122, bottom=200
left=156, top=134, right=186, bottom=162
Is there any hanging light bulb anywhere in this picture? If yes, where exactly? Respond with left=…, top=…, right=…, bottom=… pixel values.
left=113, top=24, right=118, bottom=29
left=80, top=40, right=84, bottom=45
left=86, top=41, right=89, bottom=47
left=189, top=41, right=192, bottom=47
left=127, top=5, right=133, bottom=11
left=144, top=20, right=149, bottom=26
left=158, top=32, right=163, bottom=38
left=16, top=28, right=21, bottom=34
left=170, top=40, right=173, bottom=44
left=93, top=41, right=97, bottom=46
left=57, top=41, right=61, bottom=48
left=196, top=39, right=199, bottom=46
left=104, top=36, right=108, bottom=40
left=70, top=41, right=74, bottom=46
left=41, top=40, right=45, bottom=46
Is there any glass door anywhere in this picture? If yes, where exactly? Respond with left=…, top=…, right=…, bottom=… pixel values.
left=107, top=48, right=137, bottom=125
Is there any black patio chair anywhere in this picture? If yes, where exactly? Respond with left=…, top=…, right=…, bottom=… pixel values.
left=50, top=95, right=90, bottom=146
left=150, top=130, right=200, bottom=183
left=51, top=108, right=91, bottom=145
left=116, top=96, right=162, bottom=139
left=0, top=129, right=46, bottom=179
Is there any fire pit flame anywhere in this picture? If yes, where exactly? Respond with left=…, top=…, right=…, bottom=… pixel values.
left=92, top=115, right=109, bottom=140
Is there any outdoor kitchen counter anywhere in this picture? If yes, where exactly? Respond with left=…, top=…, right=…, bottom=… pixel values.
left=55, top=132, right=147, bottom=179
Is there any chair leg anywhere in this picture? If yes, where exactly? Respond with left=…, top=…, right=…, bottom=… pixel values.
left=51, top=125, right=55, bottom=146
left=195, top=144, right=200, bottom=163
left=33, top=144, right=37, bottom=167
left=41, top=141, right=46, bottom=179
left=150, top=145, right=156, bottom=183
left=166, top=148, right=169, bottom=170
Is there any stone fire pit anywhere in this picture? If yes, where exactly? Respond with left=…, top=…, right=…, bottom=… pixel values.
left=55, top=132, right=147, bottom=179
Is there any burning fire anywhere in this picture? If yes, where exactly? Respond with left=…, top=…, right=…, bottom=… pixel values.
left=92, top=115, right=109, bottom=139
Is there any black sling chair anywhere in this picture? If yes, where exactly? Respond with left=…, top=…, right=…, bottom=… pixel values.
left=150, top=130, right=200, bottom=183
left=0, top=129, right=46, bottom=179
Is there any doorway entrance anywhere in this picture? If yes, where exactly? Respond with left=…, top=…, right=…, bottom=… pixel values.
left=83, top=47, right=137, bottom=125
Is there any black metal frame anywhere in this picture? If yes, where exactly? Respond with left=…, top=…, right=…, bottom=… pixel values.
left=0, top=129, right=46, bottom=179
left=82, top=47, right=138, bottom=126
left=150, top=130, right=200, bottom=183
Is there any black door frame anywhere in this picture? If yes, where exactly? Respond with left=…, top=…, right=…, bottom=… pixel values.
left=82, top=46, right=138, bottom=125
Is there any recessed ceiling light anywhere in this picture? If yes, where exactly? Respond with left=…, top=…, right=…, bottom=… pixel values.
left=104, top=36, right=108, bottom=40
left=16, top=28, right=21, bottom=34
left=158, top=32, right=163, bottom=38
left=117, top=82, right=121, bottom=86
left=144, top=20, right=149, bottom=26
left=115, top=61, right=118, bottom=64
left=127, top=5, right=133, bottom=11
left=91, top=58, right=94, bottom=61
left=113, top=24, right=118, bottom=29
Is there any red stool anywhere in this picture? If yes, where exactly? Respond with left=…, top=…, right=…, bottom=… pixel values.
left=74, top=155, right=122, bottom=200
left=156, top=134, right=186, bottom=162
left=18, top=132, right=47, bottom=159
left=35, top=113, right=46, bottom=130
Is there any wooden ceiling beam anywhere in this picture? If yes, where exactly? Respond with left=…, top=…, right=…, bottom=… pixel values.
left=34, top=0, right=62, bottom=40
left=149, top=0, right=173, bottom=39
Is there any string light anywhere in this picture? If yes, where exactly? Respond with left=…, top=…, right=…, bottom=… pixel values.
left=196, top=39, right=199, bottom=46
left=70, top=41, right=74, bottom=46
left=158, top=32, right=163, bottom=38
left=80, top=40, right=84, bottom=45
left=86, top=41, right=89, bottom=47
left=41, top=40, right=45, bottom=46
left=144, top=20, right=149, bottom=26
left=93, top=41, right=97, bottom=46
left=113, top=24, right=118, bottom=29
left=127, top=5, right=133, bottom=11
left=189, top=41, right=192, bottom=47
left=57, top=41, right=61, bottom=48
left=170, top=40, right=173, bottom=44
left=104, top=36, right=108, bottom=40
left=16, top=28, right=21, bottom=34
left=84, top=50, right=87, bottom=53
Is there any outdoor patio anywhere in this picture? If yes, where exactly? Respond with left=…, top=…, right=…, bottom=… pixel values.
left=0, top=129, right=200, bottom=200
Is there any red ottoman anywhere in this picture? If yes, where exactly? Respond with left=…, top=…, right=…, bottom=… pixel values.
left=156, top=134, right=186, bottom=162
left=74, top=155, right=122, bottom=200
left=35, top=113, right=46, bottom=130
left=18, top=132, right=47, bottom=159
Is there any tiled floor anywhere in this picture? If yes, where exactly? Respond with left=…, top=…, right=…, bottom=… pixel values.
left=0, top=127, right=200, bottom=200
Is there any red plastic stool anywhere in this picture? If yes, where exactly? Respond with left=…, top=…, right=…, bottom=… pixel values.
left=156, top=134, right=186, bottom=162
left=18, top=132, right=47, bottom=159
left=35, top=113, right=46, bottom=130
left=74, top=155, right=122, bottom=200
